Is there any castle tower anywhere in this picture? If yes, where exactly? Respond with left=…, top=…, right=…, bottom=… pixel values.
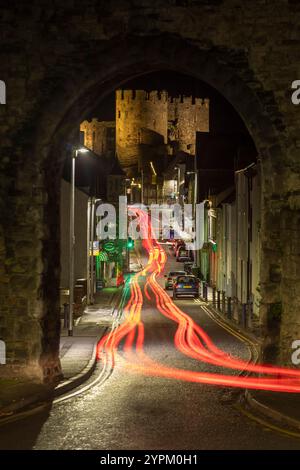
left=168, top=96, right=209, bottom=155
left=116, top=89, right=168, bottom=170
left=80, top=118, right=115, bottom=158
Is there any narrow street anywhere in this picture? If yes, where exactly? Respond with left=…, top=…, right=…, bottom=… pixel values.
left=0, top=243, right=299, bottom=450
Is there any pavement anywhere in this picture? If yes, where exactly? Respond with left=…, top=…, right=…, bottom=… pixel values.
left=0, top=284, right=124, bottom=420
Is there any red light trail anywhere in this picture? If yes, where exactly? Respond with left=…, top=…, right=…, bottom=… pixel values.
left=97, top=208, right=300, bottom=393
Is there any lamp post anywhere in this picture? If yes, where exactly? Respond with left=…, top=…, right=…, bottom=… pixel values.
left=69, top=146, right=89, bottom=337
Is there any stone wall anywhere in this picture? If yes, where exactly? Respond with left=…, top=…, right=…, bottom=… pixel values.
left=0, top=1, right=299, bottom=383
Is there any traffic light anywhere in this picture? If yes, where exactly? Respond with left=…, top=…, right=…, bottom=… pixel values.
left=127, top=237, right=134, bottom=250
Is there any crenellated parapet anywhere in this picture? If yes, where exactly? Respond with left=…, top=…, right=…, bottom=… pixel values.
left=116, top=89, right=168, bottom=103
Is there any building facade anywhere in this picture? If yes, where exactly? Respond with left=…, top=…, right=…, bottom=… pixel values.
left=199, top=162, right=261, bottom=325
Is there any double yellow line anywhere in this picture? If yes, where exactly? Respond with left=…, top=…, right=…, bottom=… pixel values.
left=197, top=301, right=300, bottom=440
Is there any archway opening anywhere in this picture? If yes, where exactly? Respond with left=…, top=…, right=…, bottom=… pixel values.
left=2, top=35, right=283, bottom=386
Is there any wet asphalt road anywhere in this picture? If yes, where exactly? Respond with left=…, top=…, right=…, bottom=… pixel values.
left=0, top=245, right=300, bottom=450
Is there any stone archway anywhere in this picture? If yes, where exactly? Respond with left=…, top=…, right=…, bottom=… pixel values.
left=0, top=34, right=292, bottom=384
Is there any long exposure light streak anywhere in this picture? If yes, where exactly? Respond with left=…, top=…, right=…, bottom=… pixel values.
left=97, top=208, right=300, bottom=393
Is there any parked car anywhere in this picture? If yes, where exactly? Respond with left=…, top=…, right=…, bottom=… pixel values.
left=184, top=261, right=194, bottom=274
left=173, top=275, right=200, bottom=299
left=164, top=270, right=186, bottom=290
left=176, top=246, right=192, bottom=262
left=173, top=239, right=185, bottom=256
left=175, top=243, right=185, bottom=258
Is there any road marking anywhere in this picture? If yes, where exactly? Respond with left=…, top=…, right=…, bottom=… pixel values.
left=196, top=301, right=300, bottom=439
left=200, top=304, right=258, bottom=359
left=235, top=403, right=300, bottom=439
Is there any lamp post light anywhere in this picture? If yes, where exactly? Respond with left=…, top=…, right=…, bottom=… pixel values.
left=69, top=146, right=89, bottom=337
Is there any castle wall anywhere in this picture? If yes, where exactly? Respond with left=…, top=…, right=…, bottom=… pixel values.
left=116, top=90, right=168, bottom=168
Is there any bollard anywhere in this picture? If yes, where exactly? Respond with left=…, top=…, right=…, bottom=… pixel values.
left=204, top=282, right=208, bottom=302
left=233, top=299, right=239, bottom=322
left=63, top=303, right=69, bottom=329
left=217, top=290, right=221, bottom=310
left=247, top=302, right=253, bottom=329
left=222, top=291, right=226, bottom=313
left=241, top=303, right=247, bottom=329
left=227, top=297, right=232, bottom=319
left=212, top=287, right=216, bottom=307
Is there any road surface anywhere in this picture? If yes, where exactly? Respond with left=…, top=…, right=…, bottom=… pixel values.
left=1, top=240, right=300, bottom=450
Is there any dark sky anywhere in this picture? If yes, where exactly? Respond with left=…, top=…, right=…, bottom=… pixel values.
left=87, top=70, right=254, bottom=141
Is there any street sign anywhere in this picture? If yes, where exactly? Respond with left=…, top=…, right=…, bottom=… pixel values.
left=98, top=250, right=108, bottom=262
left=89, top=240, right=99, bottom=256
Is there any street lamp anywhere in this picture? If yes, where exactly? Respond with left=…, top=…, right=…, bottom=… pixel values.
left=69, top=146, right=89, bottom=337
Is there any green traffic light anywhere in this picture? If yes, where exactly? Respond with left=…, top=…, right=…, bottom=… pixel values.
left=127, top=237, right=134, bottom=249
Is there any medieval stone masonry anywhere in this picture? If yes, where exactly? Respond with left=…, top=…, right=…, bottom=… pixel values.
left=81, top=90, right=209, bottom=171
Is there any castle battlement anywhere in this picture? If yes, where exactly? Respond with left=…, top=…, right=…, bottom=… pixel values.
left=168, top=95, right=209, bottom=107
left=116, top=89, right=169, bottom=103
left=116, top=90, right=209, bottom=110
